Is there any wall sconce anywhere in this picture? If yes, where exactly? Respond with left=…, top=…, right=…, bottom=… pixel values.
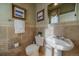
left=54, top=3, right=58, bottom=6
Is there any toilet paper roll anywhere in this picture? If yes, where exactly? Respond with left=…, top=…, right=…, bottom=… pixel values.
left=14, top=42, right=19, bottom=48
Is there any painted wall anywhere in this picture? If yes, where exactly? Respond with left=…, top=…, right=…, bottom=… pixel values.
left=76, top=4, right=79, bottom=22
left=0, top=3, right=12, bottom=52
left=0, top=3, right=12, bottom=26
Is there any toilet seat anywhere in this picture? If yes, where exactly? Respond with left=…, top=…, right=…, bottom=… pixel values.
left=25, top=34, right=44, bottom=56
left=26, top=44, right=40, bottom=56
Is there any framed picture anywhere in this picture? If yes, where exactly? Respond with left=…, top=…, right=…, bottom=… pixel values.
left=37, top=9, right=44, bottom=22
left=12, top=4, right=26, bottom=20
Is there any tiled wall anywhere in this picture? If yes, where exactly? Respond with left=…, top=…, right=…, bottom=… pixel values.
left=8, top=3, right=36, bottom=49
left=36, top=3, right=49, bottom=36
left=53, top=22, right=79, bottom=56
left=0, top=3, right=36, bottom=53
left=0, top=3, right=12, bottom=52
left=0, top=26, right=8, bottom=52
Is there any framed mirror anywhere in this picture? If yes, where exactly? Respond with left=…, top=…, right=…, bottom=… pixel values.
left=48, top=3, right=77, bottom=24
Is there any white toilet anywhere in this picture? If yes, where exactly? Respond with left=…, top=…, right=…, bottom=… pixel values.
left=25, top=33, right=44, bottom=56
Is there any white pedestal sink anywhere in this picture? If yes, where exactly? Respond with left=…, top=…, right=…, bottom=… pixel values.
left=45, top=36, right=74, bottom=56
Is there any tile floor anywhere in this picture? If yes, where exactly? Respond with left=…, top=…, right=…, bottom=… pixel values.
left=0, top=46, right=45, bottom=56
left=10, top=46, right=45, bottom=56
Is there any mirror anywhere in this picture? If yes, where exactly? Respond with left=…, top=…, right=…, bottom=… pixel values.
left=48, top=3, right=77, bottom=24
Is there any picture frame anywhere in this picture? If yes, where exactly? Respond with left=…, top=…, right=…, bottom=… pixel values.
left=12, top=4, right=26, bottom=20
left=37, top=9, right=44, bottom=22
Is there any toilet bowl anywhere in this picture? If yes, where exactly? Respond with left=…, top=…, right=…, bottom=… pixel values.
left=25, top=44, right=39, bottom=56
left=25, top=34, right=44, bottom=56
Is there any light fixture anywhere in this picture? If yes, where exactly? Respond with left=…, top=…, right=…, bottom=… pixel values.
left=54, top=3, right=58, bottom=6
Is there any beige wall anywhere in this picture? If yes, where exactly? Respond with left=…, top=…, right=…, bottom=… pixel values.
left=35, top=3, right=79, bottom=33
left=0, top=3, right=12, bottom=52
left=0, top=3, right=36, bottom=53
left=36, top=3, right=79, bottom=56
left=53, top=23, right=79, bottom=56
left=0, top=3, right=12, bottom=26
left=9, top=3, right=36, bottom=48
left=76, top=4, right=79, bottom=22
left=36, top=3, right=50, bottom=36
left=1, top=3, right=79, bottom=56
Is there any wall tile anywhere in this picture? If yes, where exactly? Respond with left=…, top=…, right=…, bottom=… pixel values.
left=54, top=24, right=79, bottom=56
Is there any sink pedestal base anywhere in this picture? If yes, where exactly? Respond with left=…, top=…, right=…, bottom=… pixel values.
left=45, top=44, right=52, bottom=56
left=54, top=49, right=62, bottom=56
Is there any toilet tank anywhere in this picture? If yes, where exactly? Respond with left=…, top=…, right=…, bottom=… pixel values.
left=35, top=35, right=44, bottom=46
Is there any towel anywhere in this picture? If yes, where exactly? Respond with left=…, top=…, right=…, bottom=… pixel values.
left=14, top=19, right=25, bottom=33
left=35, top=35, right=44, bottom=46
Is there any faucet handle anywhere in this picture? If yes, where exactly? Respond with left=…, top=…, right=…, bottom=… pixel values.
left=53, top=35, right=60, bottom=39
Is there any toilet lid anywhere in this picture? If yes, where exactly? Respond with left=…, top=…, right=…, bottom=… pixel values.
left=26, top=44, right=39, bottom=52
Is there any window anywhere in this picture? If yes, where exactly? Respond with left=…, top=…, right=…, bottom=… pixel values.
left=59, top=11, right=76, bottom=23
left=48, top=3, right=76, bottom=24
left=50, top=15, right=59, bottom=23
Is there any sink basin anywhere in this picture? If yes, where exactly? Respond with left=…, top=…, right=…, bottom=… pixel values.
left=46, top=36, right=74, bottom=51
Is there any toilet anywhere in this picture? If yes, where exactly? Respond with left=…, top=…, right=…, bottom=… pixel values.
left=25, top=32, right=44, bottom=56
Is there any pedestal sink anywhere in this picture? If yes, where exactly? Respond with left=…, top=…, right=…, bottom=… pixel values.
left=45, top=36, right=74, bottom=56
